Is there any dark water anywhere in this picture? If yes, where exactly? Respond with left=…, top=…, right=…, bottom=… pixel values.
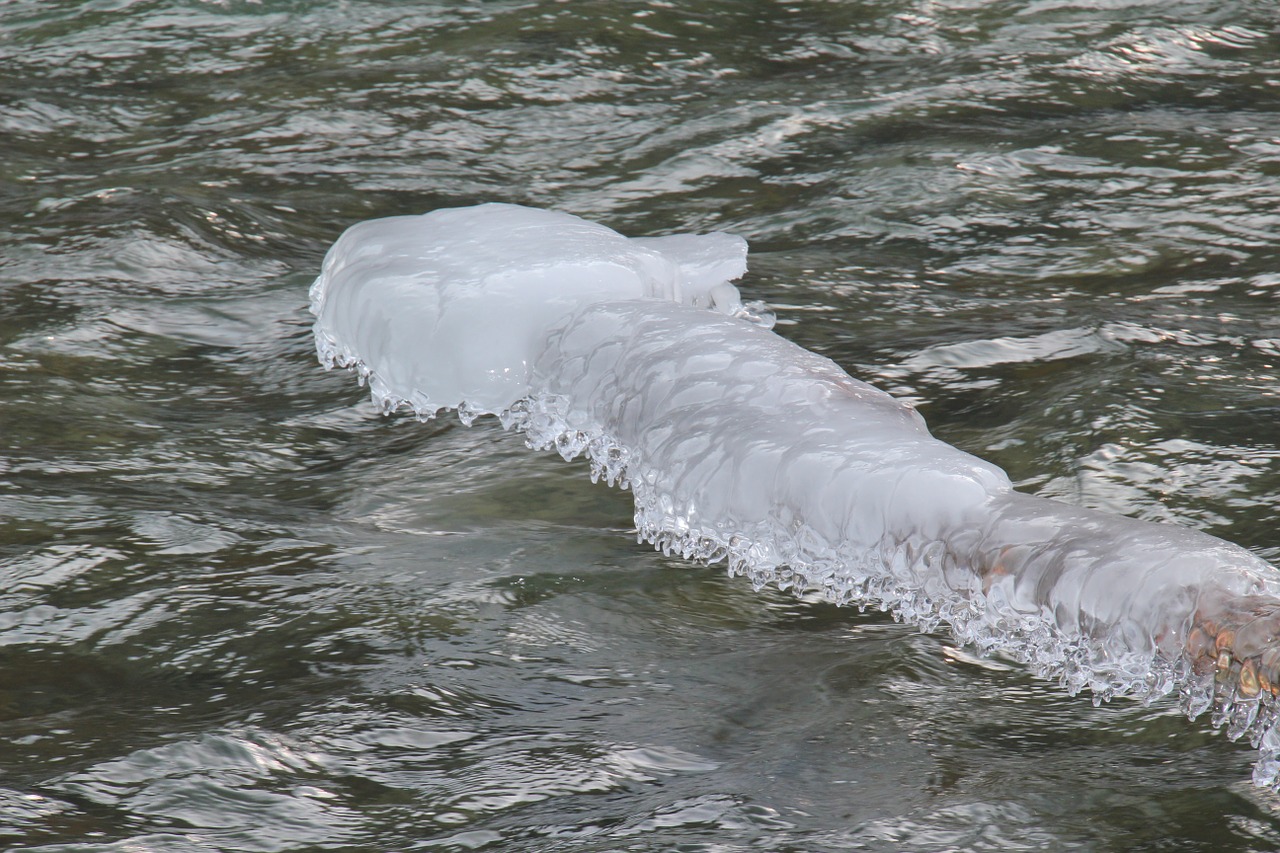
left=3, top=1, right=1280, bottom=849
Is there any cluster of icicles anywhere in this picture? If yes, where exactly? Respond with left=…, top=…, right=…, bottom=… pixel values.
left=311, top=203, right=1280, bottom=787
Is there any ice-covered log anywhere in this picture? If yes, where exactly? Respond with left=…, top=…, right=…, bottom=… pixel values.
left=310, top=203, right=1280, bottom=786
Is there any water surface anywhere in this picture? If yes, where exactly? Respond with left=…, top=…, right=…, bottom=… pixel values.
left=2, top=0, right=1280, bottom=849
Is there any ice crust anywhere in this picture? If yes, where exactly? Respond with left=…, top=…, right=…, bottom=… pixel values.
left=310, top=203, right=759, bottom=417
left=311, top=203, right=1280, bottom=787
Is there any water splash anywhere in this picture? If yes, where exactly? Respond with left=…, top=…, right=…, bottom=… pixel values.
left=310, top=203, right=1280, bottom=788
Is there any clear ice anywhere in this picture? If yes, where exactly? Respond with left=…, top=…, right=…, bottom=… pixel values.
left=311, top=203, right=1280, bottom=788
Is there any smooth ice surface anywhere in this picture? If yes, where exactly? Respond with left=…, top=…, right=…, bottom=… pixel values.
left=311, top=204, right=1280, bottom=787
left=311, top=203, right=757, bottom=417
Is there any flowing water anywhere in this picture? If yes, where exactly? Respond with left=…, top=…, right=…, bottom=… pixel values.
left=3, top=1, right=1280, bottom=850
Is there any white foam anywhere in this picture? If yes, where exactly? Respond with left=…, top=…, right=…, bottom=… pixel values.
left=311, top=203, right=1280, bottom=787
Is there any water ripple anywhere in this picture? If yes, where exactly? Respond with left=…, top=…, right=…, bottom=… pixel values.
left=3, top=0, right=1280, bottom=849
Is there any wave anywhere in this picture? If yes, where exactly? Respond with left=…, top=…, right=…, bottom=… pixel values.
left=310, top=202, right=1280, bottom=787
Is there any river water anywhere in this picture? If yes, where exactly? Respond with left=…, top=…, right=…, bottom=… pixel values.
left=3, top=1, right=1280, bottom=850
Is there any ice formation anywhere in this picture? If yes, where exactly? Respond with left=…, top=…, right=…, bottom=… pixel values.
left=311, top=202, right=1280, bottom=786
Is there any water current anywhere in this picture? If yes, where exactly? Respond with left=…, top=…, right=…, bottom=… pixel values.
left=3, top=1, right=1280, bottom=850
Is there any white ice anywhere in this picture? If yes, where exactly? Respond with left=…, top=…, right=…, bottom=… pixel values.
left=310, top=203, right=756, bottom=417
left=311, top=203, right=1280, bottom=787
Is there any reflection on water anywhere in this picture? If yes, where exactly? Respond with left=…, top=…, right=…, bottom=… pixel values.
left=2, top=0, right=1279, bottom=849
